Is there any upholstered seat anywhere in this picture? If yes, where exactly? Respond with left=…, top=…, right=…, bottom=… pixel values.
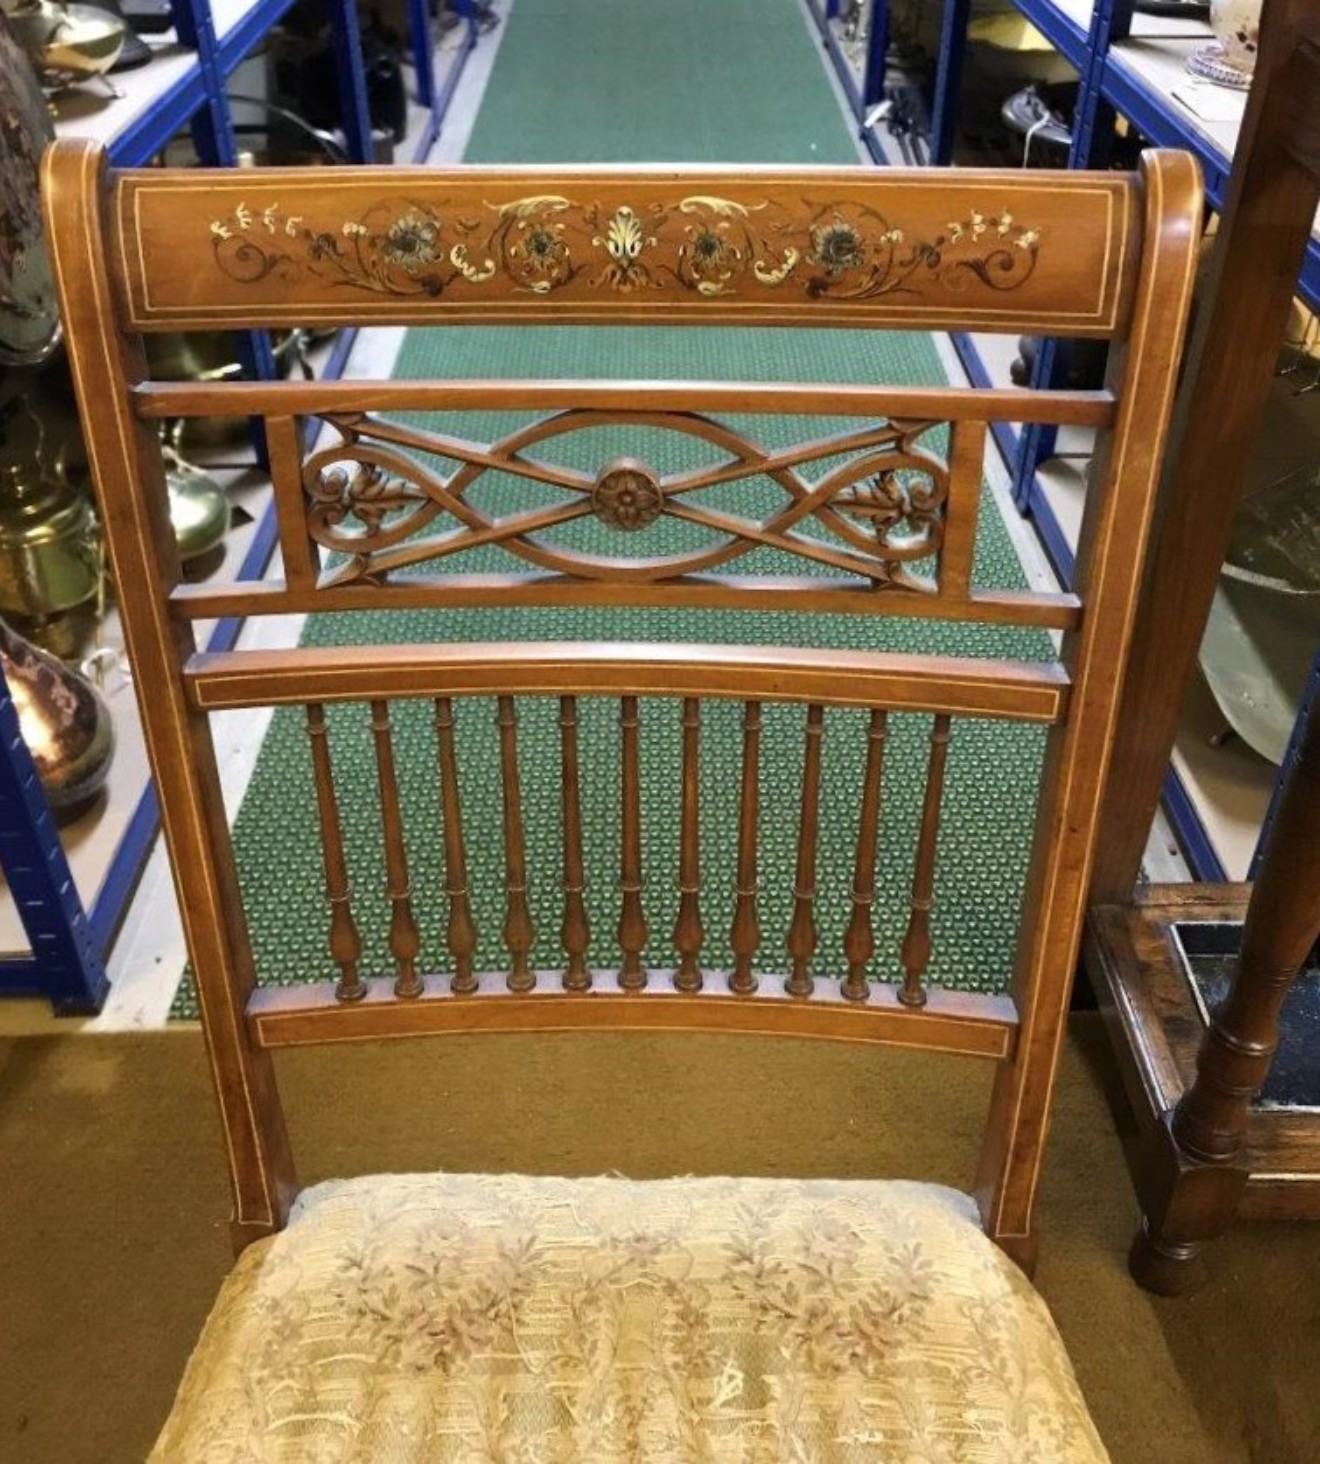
left=151, top=1173, right=1106, bottom=1461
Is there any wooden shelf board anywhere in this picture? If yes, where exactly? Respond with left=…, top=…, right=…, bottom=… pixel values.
left=1036, top=452, right=1087, bottom=552
left=50, top=40, right=201, bottom=150
left=1048, top=0, right=1211, bottom=41
left=1107, top=35, right=1320, bottom=242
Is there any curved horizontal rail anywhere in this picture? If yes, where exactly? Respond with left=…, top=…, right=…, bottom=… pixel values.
left=133, top=379, right=1119, bottom=428
left=185, top=641, right=1070, bottom=722
left=247, top=971, right=1018, bottom=1057
left=170, top=576, right=1082, bottom=630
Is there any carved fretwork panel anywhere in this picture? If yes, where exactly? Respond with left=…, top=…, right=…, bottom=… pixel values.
left=299, top=409, right=955, bottom=593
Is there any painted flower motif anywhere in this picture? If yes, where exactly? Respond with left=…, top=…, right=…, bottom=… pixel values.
left=382, top=211, right=441, bottom=273
left=509, top=221, right=572, bottom=291
left=591, top=462, right=664, bottom=531
left=680, top=223, right=740, bottom=295
left=808, top=217, right=865, bottom=276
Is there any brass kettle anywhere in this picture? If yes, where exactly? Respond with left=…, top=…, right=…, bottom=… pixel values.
left=0, top=449, right=100, bottom=621
left=0, top=614, right=114, bottom=814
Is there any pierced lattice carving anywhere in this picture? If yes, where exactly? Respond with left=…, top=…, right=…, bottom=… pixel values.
left=300, top=410, right=953, bottom=592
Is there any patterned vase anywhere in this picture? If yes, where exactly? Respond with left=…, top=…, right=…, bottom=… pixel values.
left=1210, top=0, right=1262, bottom=76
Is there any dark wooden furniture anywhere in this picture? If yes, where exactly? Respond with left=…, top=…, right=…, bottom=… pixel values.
left=45, top=139, right=1197, bottom=1447
left=1084, top=0, right=1320, bottom=1293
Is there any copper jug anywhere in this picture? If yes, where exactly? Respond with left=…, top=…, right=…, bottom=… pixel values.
left=0, top=614, right=114, bottom=814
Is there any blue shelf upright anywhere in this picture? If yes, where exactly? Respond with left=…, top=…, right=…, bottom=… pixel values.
left=0, top=0, right=377, bottom=1012
left=406, top=0, right=479, bottom=162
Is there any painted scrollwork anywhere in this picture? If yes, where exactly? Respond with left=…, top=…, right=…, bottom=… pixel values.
left=209, top=192, right=1040, bottom=303
left=802, top=202, right=1038, bottom=300
left=297, top=410, right=951, bottom=594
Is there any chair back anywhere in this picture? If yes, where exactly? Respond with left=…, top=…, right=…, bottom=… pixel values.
left=43, top=140, right=1201, bottom=1265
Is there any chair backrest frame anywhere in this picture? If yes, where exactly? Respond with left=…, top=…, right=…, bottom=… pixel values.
left=43, top=140, right=1201, bottom=1270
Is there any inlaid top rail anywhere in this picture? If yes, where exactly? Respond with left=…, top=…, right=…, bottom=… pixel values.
left=111, top=164, right=1139, bottom=335
left=132, top=381, right=1119, bottom=429
left=184, top=641, right=1071, bottom=723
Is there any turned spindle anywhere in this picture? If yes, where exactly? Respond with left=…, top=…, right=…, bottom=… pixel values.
left=786, top=704, right=825, bottom=997
left=559, top=696, right=592, bottom=991
left=434, top=698, right=477, bottom=996
left=843, top=709, right=889, bottom=1003
left=900, top=714, right=952, bottom=1008
left=497, top=697, right=535, bottom=993
left=730, top=701, right=762, bottom=995
left=673, top=698, right=704, bottom=993
left=618, top=696, right=648, bottom=991
left=304, top=703, right=363, bottom=1002
left=371, top=700, right=422, bottom=999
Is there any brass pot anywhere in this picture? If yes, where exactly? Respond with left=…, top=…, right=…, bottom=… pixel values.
left=0, top=454, right=100, bottom=619
left=5, top=1, right=125, bottom=88
left=147, top=329, right=313, bottom=451
left=164, top=446, right=229, bottom=563
left=0, top=614, right=114, bottom=813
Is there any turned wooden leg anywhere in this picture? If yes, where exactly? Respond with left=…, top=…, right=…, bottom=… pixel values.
left=1132, top=692, right=1320, bottom=1294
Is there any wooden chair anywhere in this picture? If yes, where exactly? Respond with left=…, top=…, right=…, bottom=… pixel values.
left=45, top=138, right=1199, bottom=1459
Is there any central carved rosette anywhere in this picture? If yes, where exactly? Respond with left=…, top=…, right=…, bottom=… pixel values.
left=591, top=458, right=665, bottom=532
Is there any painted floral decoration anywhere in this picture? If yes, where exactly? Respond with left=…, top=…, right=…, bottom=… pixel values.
left=381, top=212, right=441, bottom=273
left=207, top=192, right=1041, bottom=305
left=809, top=217, right=865, bottom=277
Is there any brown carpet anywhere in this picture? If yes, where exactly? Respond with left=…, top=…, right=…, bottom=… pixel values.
left=2, top=1017, right=1317, bottom=1463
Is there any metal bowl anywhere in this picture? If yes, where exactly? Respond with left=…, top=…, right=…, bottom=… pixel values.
left=9, top=1, right=125, bottom=87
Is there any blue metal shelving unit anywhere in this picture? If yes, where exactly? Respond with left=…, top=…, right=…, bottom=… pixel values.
left=805, top=0, right=891, bottom=162
left=407, top=0, right=479, bottom=162
left=0, top=0, right=482, bottom=1011
left=807, top=0, right=1310, bottom=881
left=922, top=0, right=1320, bottom=883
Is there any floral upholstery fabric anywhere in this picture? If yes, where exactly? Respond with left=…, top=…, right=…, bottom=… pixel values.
left=151, top=1173, right=1108, bottom=1462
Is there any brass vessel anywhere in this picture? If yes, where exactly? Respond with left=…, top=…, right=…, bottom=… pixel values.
left=0, top=452, right=100, bottom=620
left=164, top=445, right=229, bottom=563
left=0, top=614, right=114, bottom=813
left=4, top=1, right=125, bottom=88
